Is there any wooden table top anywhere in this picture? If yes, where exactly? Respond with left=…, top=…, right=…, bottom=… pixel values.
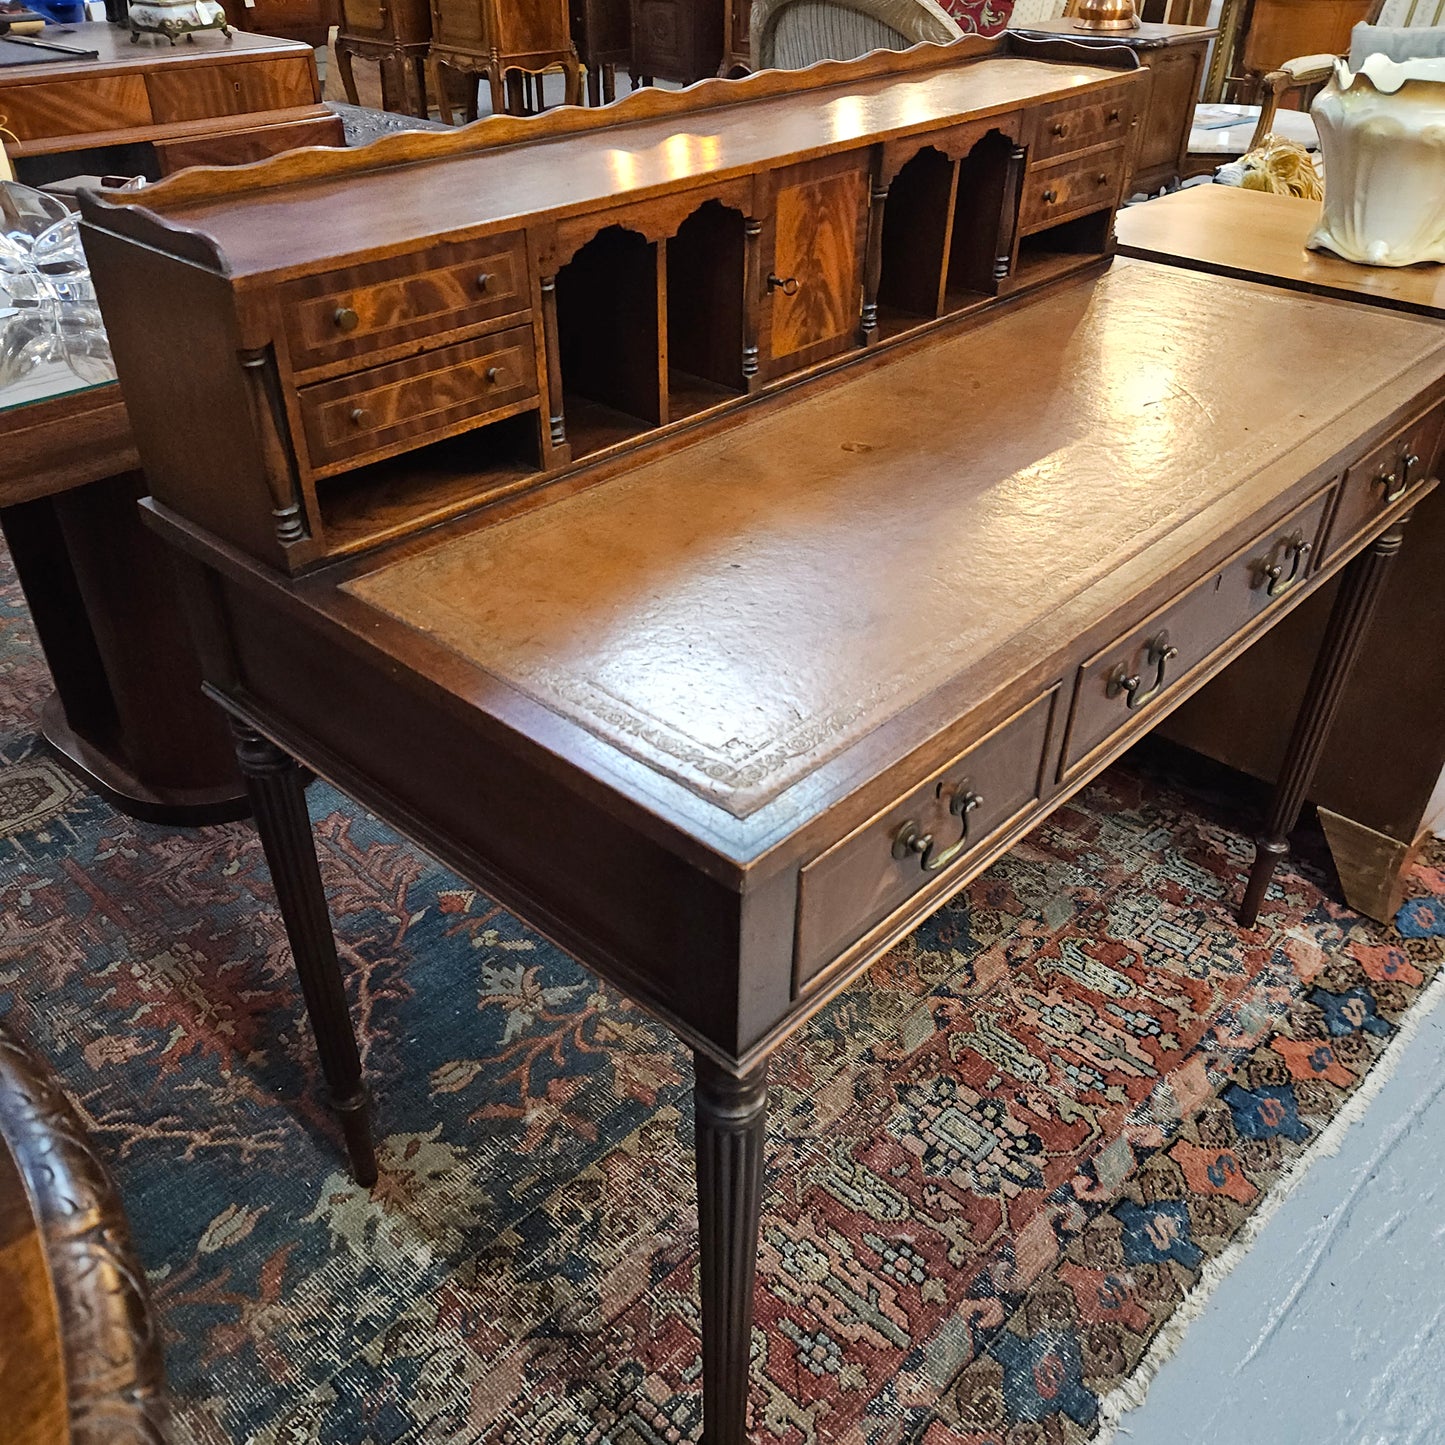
left=330, top=260, right=1445, bottom=861
left=1115, top=185, right=1445, bottom=320
left=1010, top=19, right=1218, bottom=47
left=0, top=21, right=312, bottom=82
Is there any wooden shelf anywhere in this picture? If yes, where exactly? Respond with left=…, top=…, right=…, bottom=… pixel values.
left=668, top=370, right=742, bottom=421
left=316, top=414, right=541, bottom=552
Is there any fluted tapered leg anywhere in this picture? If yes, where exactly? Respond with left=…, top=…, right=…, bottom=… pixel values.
left=232, top=720, right=378, bottom=1186
left=1239, top=518, right=1410, bottom=926
left=694, top=1053, right=768, bottom=1445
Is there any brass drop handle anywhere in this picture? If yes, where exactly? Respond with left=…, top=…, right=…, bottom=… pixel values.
left=1375, top=464, right=1407, bottom=503
left=1253, top=530, right=1311, bottom=597
left=1051, top=119, right=1069, bottom=137
left=476, top=271, right=492, bottom=293
left=891, top=783, right=984, bottom=874
left=485, top=365, right=504, bottom=384
left=349, top=406, right=371, bottom=427
left=768, top=273, right=800, bottom=296
left=334, top=306, right=360, bottom=332
left=1107, top=631, right=1179, bottom=711
left=1042, top=187, right=1058, bottom=204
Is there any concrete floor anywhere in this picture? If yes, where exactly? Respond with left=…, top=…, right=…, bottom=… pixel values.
left=1117, top=974, right=1445, bottom=1445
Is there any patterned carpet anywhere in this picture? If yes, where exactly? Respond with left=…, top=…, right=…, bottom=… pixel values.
left=2, top=545, right=1443, bottom=1445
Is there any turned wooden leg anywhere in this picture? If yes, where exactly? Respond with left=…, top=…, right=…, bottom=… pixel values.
left=430, top=58, right=455, bottom=126
left=1239, top=517, right=1411, bottom=926
left=694, top=1054, right=767, bottom=1445
left=336, top=43, right=361, bottom=106
left=232, top=720, right=378, bottom=1186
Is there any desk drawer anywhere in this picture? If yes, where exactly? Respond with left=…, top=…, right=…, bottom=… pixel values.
left=1019, top=150, right=1125, bottom=234
left=146, top=57, right=316, bottom=123
left=1061, top=489, right=1332, bottom=778
left=1321, top=404, right=1443, bottom=561
left=282, top=233, right=528, bottom=373
left=1031, top=87, right=1134, bottom=163
left=298, top=326, right=537, bottom=470
left=794, top=691, right=1055, bottom=993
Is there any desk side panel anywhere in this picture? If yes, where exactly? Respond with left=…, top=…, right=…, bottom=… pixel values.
left=205, top=569, right=765, bottom=1058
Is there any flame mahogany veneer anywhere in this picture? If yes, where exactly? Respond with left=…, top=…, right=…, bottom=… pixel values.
left=80, top=40, right=1445, bottom=1439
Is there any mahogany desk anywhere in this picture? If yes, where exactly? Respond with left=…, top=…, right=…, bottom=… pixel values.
left=80, top=47, right=1445, bottom=1440
left=1118, top=184, right=1445, bottom=922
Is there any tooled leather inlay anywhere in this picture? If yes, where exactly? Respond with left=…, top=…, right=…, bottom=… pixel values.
left=346, top=265, right=1443, bottom=818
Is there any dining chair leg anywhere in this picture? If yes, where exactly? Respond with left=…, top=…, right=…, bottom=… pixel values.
left=694, top=1053, right=767, bottom=1445
left=231, top=719, right=378, bottom=1186
left=1239, top=516, right=1411, bottom=926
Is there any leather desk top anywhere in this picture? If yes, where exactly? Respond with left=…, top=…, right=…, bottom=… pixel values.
left=341, top=261, right=1445, bottom=829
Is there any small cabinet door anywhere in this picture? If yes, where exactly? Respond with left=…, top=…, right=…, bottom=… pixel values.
left=761, top=152, right=871, bottom=379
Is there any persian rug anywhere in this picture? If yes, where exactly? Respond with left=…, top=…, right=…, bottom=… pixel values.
left=1, top=545, right=1442, bottom=1445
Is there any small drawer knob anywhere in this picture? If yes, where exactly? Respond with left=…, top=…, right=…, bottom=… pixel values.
left=477, top=271, right=492, bottom=293
left=333, top=306, right=359, bottom=332
left=349, top=406, right=371, bottom=427
left=1042, top=187, right=1058, bottom=204
left=1050, top=120, right=1068, bottom=137
left=1096, top=171, right=1109, bottom=185
left=485, top=365, right=503, bottom=384
left=1107, top=107, right=1121, bottom=123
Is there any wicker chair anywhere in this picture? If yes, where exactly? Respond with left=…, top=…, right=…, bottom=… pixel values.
left=749, top=0, right=962, bottom=69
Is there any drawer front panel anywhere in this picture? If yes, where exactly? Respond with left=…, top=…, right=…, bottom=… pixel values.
left=282, top=234, right=528, bottom=372
left=147, top=57, right=315, bottom=123
left=1322, top=403, right=1444, bottom=560
left=1020, top=150, right=1125, bottom=234
left=4, top=74, right=150, bottom=141
left=1061, top=489, right=1333, bottom=778
left=1031, top=87, right=1133, bottom=163
left=795, top=690, right=1055, bottom=992
left=299, top=327, right=537, bottom=469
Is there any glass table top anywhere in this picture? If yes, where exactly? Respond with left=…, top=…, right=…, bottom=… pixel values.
left=0, top=308, right=117, bottom=417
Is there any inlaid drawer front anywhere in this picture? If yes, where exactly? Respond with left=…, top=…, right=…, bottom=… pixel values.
left=1019, top=151, right=1125, bottom=234
left=3, top=74, right=151, bottom=141
left=281, top=234, right=528, bottom=373
left=794, top=691, right=1055, bottom=993
left=1061, top=490, right=1332, bottom=778
left=1322, top=404, right=1444, bottom=561
left=1031, top=88, right=1133, bottom=163
left=146, top=57, right=315, bottom=123
left=298, top=327, right=537, bottom=470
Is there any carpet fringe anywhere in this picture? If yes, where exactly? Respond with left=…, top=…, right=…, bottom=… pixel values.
left=1093, top=951, right=1445, bottom=1443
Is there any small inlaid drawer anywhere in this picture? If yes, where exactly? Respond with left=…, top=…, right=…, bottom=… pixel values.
left=1060, top=490, right=1333, bottom=779
left=298, top=326, right=537, bottom=471
left=1320, top=404, right=1443, bottom=561
left=793, top=691, right=1055, bottom=993
left=282, top=233, right=528, bottom=373
left=1031, top=88, right=1133, bottom=163
left=1019, top=151, right=1125, bottom=234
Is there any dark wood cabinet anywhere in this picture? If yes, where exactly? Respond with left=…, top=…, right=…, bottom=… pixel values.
left=428, top=0, right=582, bottom=120
left=571, top=0, right=631, bottom=102
left=721, top=0, right=749, bottom=70
left=335, top=0, right=432, bottom=117
left=631, top=0, right=725, bottom=84
left=1013, top=21, right=1215, bottom=193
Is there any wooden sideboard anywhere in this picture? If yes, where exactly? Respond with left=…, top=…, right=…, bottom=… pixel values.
left=0, top=24, right=342, bottom=184
left=1011, top=20, right=1215, bottom=193
left=80, top=40, right=1445, bottom=1442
